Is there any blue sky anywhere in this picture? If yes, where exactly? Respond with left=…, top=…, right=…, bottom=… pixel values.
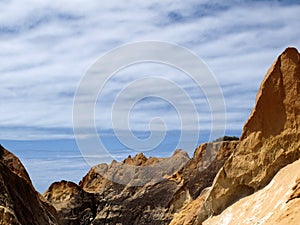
left=0, top=0, right=300, bottom=192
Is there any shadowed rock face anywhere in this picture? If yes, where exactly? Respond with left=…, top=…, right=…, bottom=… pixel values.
left=0, top=145, right=58, bottom=225
left=181, top=141, right=239, bottom=200
left=0, top=144, right=31, bottom=184
left=188, top=47, right=300, bottom=224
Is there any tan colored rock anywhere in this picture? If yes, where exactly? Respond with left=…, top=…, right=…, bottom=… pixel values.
left=43, top=180, right=95, bottom=225
left=169, top=190, right=208, bottom=225
left=122, top=152, right=163, bottom=166
left=168, top=141, right=239, bottom=225
left=45, top=140, right=237, bottom=225
left=242, top=47, right=300, bottom=139
left=79, top=150, right=190, bottom=225
left=203, top=159, right=300, bottom=225
left=181, top=141, right=239, bottom=199
left=192, top=47, right=300, bottom=224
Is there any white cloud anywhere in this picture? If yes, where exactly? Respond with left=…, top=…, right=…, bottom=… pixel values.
left=0, top=0, right=299, bottom=140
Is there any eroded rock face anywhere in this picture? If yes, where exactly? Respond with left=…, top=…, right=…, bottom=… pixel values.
left=43, top=180, right=96, bottom=225
left=169, top=141, right=239, bottom=225
left=0, top=145, right=58, bottom=225
left=191, top=47, right=300, bottom=224
left=45, top=150, right=190, bottom=225
left=169, top=191, right=208, bottom=225
left=0, top=144, right=31, bottom=184
left=181, top=141, right=239, bottom=200
left=241, top=47, right=300, bottom=139
left=45, top=141, right=238, bottom=225
left=203, top=159, right=300, bottom=225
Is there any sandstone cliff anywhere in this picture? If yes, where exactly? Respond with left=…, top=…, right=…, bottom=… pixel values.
left=175, top=47, right=300, bottom=225
left=169, top=141, right=239, bottom=225
left=0, top=144, right=58, bottom=225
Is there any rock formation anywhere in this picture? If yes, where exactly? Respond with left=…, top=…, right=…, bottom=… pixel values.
left=169, top=141, right=239, bottom=225
left=0, top=144, right=58, bottom=225
left=44, top=142, right=237, bottom=225
left=43, top=180, right=96, bottom=225
left=203, top=159, right=300, bottom=225
left=172, top=47, right=300, bottom=225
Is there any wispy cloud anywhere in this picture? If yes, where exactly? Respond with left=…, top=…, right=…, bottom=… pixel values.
left=2, top=0, right=299, bottom=192
left=0, top=0, right=299, bottom=140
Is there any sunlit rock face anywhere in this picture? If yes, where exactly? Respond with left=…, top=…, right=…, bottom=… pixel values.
left=183, top=47, right=300, bottom=225
left=203, top=159, right=300, bottom=225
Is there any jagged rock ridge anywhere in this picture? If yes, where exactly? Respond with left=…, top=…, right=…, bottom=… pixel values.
left=43, top=142, right=238, bottom=225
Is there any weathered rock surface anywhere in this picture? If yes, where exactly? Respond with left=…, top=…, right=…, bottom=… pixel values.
left=188, top=47, right=300, bottom=224
left=43, top=180, right=96, bottom=225
left=169, top=141, right=239, bottom=225
left=241, top=47, right=300, bottom=139
left=44, top=150, right=189, bottom=225
left=180, top=141, right=239, bottom=200
left=203, top=159, right=300, bottom=225
left=44, top=142, right=237, bottom=225
left=0, top=144, right=58, bottom=225
left=169, top=191, right=208, bottom=225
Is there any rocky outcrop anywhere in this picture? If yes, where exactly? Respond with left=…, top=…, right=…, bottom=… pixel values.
left=241, top=47, right=300, bottom=139
left=188, top=47, right=300, bottom=224
left=44, top=142, right=237, bottom=225
left=0, top=144, right=31, bottom=183
left=0, top=144, right=58, bottom=225
left=169, top=191, right=208, bottom=225
left=43, top=180, right=96, bottom=225
left=44, top=150, right=189, bottom=225
left=169, top=141, right=239, bottom=225
left=203, top=159, right=300, bottom=225
left=180, top=141, right=239, bottom=200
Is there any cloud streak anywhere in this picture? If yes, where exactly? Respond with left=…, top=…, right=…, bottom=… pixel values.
left=0, top=0, right=299, bottom=140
